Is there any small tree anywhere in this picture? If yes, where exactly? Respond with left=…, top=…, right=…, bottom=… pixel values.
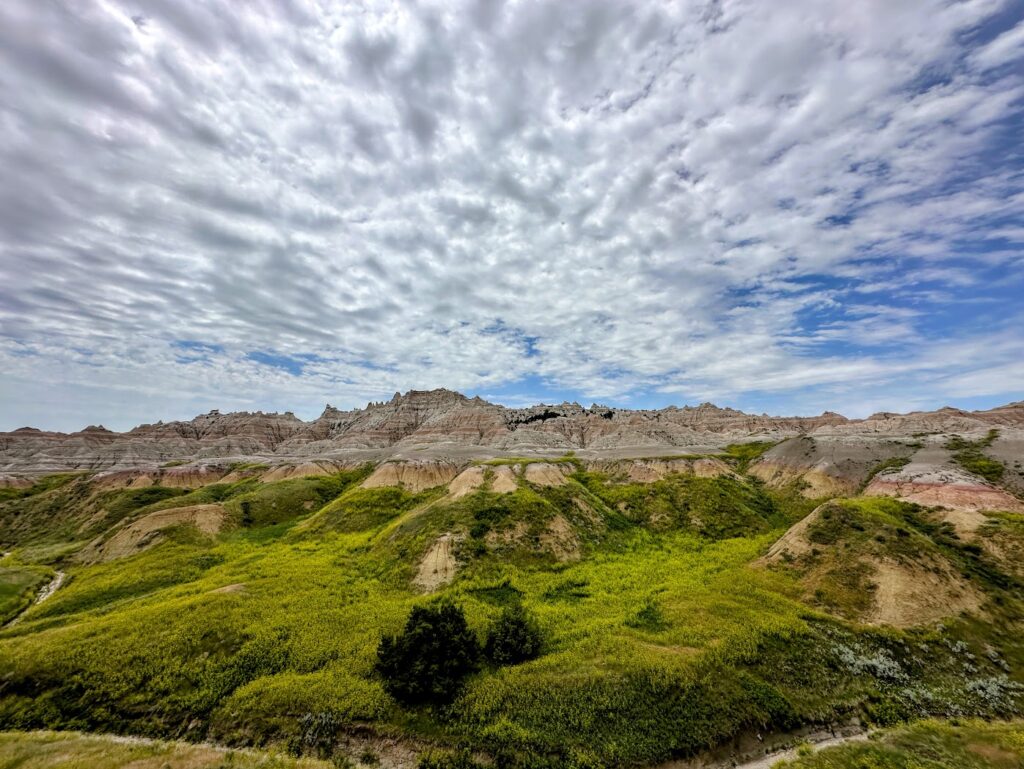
left=375, top=600, right=481, bottom=706
left=485, top=604, right=543, bottom=666
left=240, top=500, right=253, bottom=526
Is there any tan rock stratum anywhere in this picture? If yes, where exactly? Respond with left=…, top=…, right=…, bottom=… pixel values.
left=2, top=390, right=1023, bottom=511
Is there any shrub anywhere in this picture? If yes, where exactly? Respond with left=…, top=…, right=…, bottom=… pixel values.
left=287, top=710, right=340, bottom=757
left=375, top=600, right=481, bottom=706
left=625, top=598, right=669, bottom=632
left=485, top=604, right=544, bottom=665
left=418, top=748, right=485, bottom=769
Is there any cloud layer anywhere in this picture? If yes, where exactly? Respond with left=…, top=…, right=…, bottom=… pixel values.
left=1, top=0, right=1022, bottom=430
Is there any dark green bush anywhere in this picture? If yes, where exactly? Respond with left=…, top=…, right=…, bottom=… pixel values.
left=375, top=600, right=481, bottom=706
left=287, top=710, right=340, bottom=757
left=485, top=604, right=544, bottom=665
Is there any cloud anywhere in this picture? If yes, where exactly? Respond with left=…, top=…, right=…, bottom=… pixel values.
left=0, top=0, right=1022, bottom=430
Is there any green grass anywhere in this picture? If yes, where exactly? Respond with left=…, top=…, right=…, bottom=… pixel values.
left=0, top=566, right=51, bottom=624
left=0, top=470, right=1022, bottom=767
left=860, top=457, right=911, bottom=491
left=225, top=469, right=370, bottom=528
left=311, top=485, right=443, bottom=533
left=0, top=730, right=333, bottom=768
left=722, top=441, right=778, bottom=472
left=773, top=496, right=1024, bottom=620
left=775, top=719, right=1024, bottom=768
left=947, top=430, right=1006, bottom=484
left=479, top=456, right=580, bottom=467
left=0, top=481, right=188, bottom=550
left=0, top=474, right=83, bottom=504
left=575, top=469, right=786, bottom=538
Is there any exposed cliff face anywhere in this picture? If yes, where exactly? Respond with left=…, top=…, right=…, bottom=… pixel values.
left=751, top=408, right=1024, bottom=509
left=1, top=390, right=1022, bottom=480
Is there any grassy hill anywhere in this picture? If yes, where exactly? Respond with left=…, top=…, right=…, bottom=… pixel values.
left=0, top=456, right=1022, bottom=768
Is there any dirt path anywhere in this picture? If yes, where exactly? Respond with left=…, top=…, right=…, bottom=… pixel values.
left=732, top=731, right=870, bottom=768
left=6, top=570, right=65, bottom=626
left=660, top=725, right=870, bottom=769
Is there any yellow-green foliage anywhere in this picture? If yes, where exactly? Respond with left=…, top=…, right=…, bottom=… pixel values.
left=0, top=473, right=83, bottom=503
left=775, top=719, right=1024, bottom=768
left=576, top=470, right=781, bottom=538
left=0, top=730, right=332, bottom=768
left=721, top=441, right=777, bottom=471
left=947, top=430, right=1006, bottom=484
left=1, top=473, right=1023, bottom=767
left=0, top=478, right=187, bottom=546
left=0, top=566, right=51, bottom=624
left=313, top=485, right=443, bottom=533
left=225, top=469, right=371, bottom=528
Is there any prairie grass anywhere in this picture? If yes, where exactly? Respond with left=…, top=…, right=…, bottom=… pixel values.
left=0, top=566, right=51, bottom=623
left=775, top=718, right=1024, bottom=768
left=0, top=471, right=1022, bottom=767
left=0, top=730, right=332, bottom=768
left=947, top=430, right=1006, bottom=484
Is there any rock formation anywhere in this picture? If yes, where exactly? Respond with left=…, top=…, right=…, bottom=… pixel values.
left=2, top=390, right=1023, bottom=494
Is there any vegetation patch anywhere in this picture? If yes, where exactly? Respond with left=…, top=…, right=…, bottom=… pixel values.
left=721, top=441, right=778, bottom=472
left=226, top=469, right=371, bottom=528
left=0, top=474, right=83, bottom=504
left=314, top=484, right=439, bottom=533
left=0, top=566, right=51, bottom=624
left=861, top=456, right=911, bottom=490
left=947, top=430, right=1006, bottom=484
left=0, top=730, right=332, bottom=768
left=775, top=718, right=1024, bottom=768
left=1, top=463, right=1023, bottom=768
left=376, top=600, right=481, bottom=706
left=575, top=470, right=782, bottom=538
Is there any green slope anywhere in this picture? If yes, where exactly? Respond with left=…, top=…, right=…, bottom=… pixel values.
left=0, top=465, right=1021, bottom=768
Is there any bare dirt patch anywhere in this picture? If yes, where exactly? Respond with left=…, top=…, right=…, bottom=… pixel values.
left=522, top=462, right=570, bottom=487
left=539, top=514, right=581, bottom=561
left=485, top=520, right=529, bottom=549
left=362, top=461, right=460, bottom=492
left=414, top=533, right=458, bottom=591
left=447, top=466, right=486, bottom=498
left=489, top=465, right=518, bottom=493
left=762, top=505, right=824, bottom=561
left=210, top=583, right=247, bottom=595
left=866, top=557, right=982, bottom=627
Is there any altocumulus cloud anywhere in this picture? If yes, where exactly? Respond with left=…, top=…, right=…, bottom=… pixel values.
left=0, top=0, right=1022, bottom=430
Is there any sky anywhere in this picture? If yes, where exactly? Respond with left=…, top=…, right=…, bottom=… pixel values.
left=1, top=0, right=1023, bottom=432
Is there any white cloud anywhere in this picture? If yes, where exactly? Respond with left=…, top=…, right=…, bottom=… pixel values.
left=0, top=0, right=1022, bottom=430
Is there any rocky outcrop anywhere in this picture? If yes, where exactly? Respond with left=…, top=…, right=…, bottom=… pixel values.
left=3, top=389, right=1023, bottom=478
left=749, top=435, right=915, bottom=496
left=361, top=460, right=462, bottom=492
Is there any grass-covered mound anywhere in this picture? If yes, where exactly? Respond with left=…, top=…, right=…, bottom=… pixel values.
left=576, top=468, right=787, bottom=538
left=776, top=719, right=1024, bottom=768
left=760, top=497, right=1024, bottom=626
left=0, top=476, right=188, bottom=547
left=310, top=485, right=443, bottom=533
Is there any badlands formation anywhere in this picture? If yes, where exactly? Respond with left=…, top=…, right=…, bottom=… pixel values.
left=1, top=389, right=1022, bottom=515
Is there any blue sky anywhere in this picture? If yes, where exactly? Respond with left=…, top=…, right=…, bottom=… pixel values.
left=1, top=0, right=1022, bottom=431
